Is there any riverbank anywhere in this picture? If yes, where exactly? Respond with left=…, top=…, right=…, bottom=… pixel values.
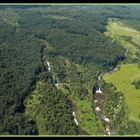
left=93, top=76, right=115, bottom=135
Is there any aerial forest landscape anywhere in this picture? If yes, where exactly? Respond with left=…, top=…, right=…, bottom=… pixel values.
left=0, top=4, right=140, bottom=136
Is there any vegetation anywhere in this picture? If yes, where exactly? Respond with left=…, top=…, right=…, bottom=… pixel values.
left=117, top=120, right=140, bottom=135
left=103, top=64, right=140, bottom=123
left=100, top=82, right=126, bottom=133
left=25, top=80, right=79, bottom=135
left=0, top=17, right=44, bottom=134
left=132, top=80, right=140, bottom=89
left=0, top=5, right=140, bottom=135
left=104, top=18, right=140, bottom=62
left=46, top=56, right=105, bottom=135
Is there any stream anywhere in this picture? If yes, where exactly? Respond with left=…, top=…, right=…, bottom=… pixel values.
left=93, top=76, right=116, bottom=135
left=42, top=46, right=79, bottom=127
left=42, top=45, right=116, bottom=134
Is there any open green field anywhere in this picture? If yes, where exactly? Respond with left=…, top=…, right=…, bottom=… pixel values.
left=104, top=18, right=140, bottom=61
left=103, top=64, right=140, bottom=122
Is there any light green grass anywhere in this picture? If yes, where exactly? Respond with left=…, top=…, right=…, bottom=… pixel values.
left=104, top=18, right=140, bottom=60
left=47, top=15, right=72, bottom=20
left=103, top=64, right=140, bottom=122
left=70, top=94, right=105, bottom=135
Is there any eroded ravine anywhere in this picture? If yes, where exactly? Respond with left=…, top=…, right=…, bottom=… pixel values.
left=42, top=45, right=79, bottom=127
left=42, top=45, right=116, bottom=134
left=93, top=76, right=115, bottom=135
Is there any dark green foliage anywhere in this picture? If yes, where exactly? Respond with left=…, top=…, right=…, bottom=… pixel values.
left=0, top=22, right=43, bottom=134
left=132, top=80, right=140, bottom=89
left=0, top=114, right=38, bottom=135
left=0, top=5, right=140, bottom=135
left=76, top=86, right=88, bottom=100
left=15, top=6, right=126, bottom=69
left=28, top=75, right=79, bottom=135
left=43, top=86, right=79, bottom=135
left=101, top=82, right=126, bottom=128
left=118, top=120, right=140, bottom=135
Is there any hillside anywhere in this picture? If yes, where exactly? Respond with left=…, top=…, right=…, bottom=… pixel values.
left=103, top=64, right=140, bottom=123
left=0, top=5, right=140, bottom=135
left=102, top=18, right=140, bottom=135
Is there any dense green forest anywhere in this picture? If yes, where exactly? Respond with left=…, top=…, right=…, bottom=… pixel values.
left=0, top=5, right=140, bottom=135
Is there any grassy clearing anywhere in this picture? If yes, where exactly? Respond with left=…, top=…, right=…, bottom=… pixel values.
left=47, top=15, right=72, bottom=20
left=104, top=18, right=140, bottom=61
left=103, top=64, right=140, bottom=122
